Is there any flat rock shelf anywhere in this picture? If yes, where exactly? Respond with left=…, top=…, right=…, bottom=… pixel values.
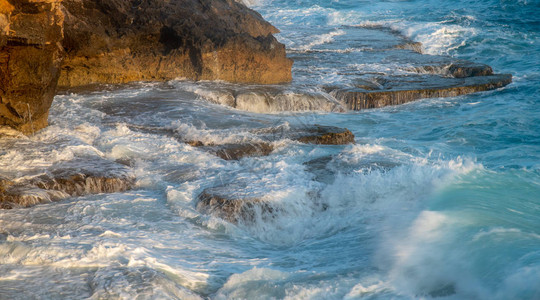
left=188, top=25, right=512, bottom=113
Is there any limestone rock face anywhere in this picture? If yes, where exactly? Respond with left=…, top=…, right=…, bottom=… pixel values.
left=59, top=0, right=293, bottom=87
left=0, top=0, right=64, bottom=134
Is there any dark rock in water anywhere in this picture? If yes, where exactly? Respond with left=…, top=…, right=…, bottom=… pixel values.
left=186, top=140, right=273, bottom=160
left=0, top=159, right=135, bottom=208
left=329, top=74, right=512, bottom=110
left=0, top=0, right=64, bottom=134
left=251, top=124, right=355, bottom=145
left=394, top=41, right=423, bottom=54
left=185, top=125, right=353, bottom=160
left=205, top=142, right=274, bottom=160
left=196, top=187, right=274, bottom=224
left=304, top=154, right=402, bottom=185
left=59, top=0, right=292, bottom=87
left=303, top=156, right=336, bottom=185
left=293, top=125, right=355, bottom=145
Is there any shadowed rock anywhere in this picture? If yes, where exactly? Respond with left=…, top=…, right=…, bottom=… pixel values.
left=185, top=140, right=273, bottom=160
left=203, top=142, right=274, bottom=160
left=196, top=187, right=274, bottom=224
left=304, top=154, right=402, bottom=185
left=251, top=124, right=355, bottom=145
left=59, top=0, right=292, bottom=87
left=0, top=160, right=135, bottom=209
left=303, top=156, right=336, bottom=185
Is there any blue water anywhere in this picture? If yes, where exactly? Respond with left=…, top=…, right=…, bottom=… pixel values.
left=0, top=0, right=539, bottom=299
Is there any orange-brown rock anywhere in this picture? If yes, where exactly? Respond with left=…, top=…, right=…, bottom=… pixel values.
left=329, top=74, right=512, bottom=111
left=58, top=0, right=292, bottom=87
left=0, top=161, right=135, bottom=209
left=295, top=125, right=355, bottom=145
left=0, top=0, right=64, bottom=134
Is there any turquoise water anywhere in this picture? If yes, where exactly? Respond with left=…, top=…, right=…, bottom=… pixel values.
left=0, top=0, right=539, bottom=299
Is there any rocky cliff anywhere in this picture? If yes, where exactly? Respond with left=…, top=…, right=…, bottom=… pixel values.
left=58, top=0, right=293, bottom=87
left=0, top=0, right=292, bottom=134
left=0, top=0, right=64, bottom=134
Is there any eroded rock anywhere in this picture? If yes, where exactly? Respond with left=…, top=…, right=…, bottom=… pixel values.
left=0, top=0, right=64, bottom=134
left=182, top=82, right=346, bottom=113
left=294, top=125, right=355, bottom=145
left=186, top=125, right=354, bottom=160
left=0, top=159, right=135, bottom=208
left=196, top=187, right=274, bottom=224
left=329, top=74, right=512, bottom=110
left=59, top=0, right=292, bottom=87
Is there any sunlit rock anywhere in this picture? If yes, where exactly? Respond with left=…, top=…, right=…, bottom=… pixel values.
left=0, top=0, right=64, bottom=134
left=58, top=0, right=292, bottom=87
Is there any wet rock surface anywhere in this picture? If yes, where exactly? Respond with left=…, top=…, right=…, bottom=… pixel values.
left=293, top=125, right=355, bottom=145
left=205, top=143, right=274, bottom=161
left=59, top=0, right=292, bottom=87
left=329, top=74, right=512, bottom=110
left=0, top=159, right=134, bottom=208
left=185, top=25, right=511, bottom=113
left=196, top=186, right=274, bottom=224
left=0, top=0, right=64, bottom=134
left=180, top=82, right=346, bottom=113
left=185, top=125, right=354, bottom=160
left=287, top=25, right=513, bottom=111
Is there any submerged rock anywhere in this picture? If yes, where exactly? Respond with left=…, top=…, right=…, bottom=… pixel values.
left=203, top=142, right=274, bottom=160
left=196, top=187, right=274, bottom=224
left=394, top=41, right=423, bottom=54
left=293, top=125, right=355, bottom=145
left=234, top=89, right=345, bottom=113
left=59, top=0, right=292, bottom=87
left=184, top=82, right=346, bottom=113
left=0, top=159, right=135, bottom=209
left=210, top=143, right=274, bottom=160
left=186, top=125, right=354, bottom=160
left=0, top=0, right=64, bottom=134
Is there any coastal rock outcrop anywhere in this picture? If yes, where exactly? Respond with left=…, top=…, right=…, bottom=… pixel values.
left=0, top=159, right=135, bottom=208
left=185, top=125, right=355, bottom=160
left=58, top=0, right=292, bottom=87
left=328, top=73, right=512, bottom=111
left=288, top=25, right=513, bottom=112
left=196, top=186, right=275, bottom=224
left=0, top=0, right=64, bottom=134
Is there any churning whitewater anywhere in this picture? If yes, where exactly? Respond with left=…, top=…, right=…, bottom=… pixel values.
left=1, top=0, right=539, bottom=299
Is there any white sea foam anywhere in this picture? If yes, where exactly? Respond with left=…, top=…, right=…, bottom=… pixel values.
left=324, top=7, right=477, bottom=56
left=295, top=29, right=346, bottom=51
left=235, top=0, right=263, bottom=6
left=215, top=267, right=289, bottom=299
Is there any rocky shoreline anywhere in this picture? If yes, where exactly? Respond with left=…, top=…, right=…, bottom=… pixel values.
left=0, top=0, right=512, bottom=210
left=1, top=0, right=292, bottom=134
left=0, top=0, right=64, bottom=135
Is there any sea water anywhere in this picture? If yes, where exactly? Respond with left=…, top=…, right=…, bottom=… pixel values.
left=1, top=0, right=539, bottom=299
